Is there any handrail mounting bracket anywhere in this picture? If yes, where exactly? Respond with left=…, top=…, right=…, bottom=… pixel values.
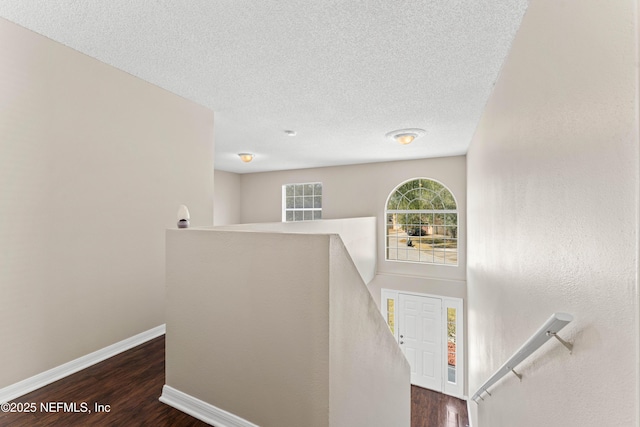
left=509, top=367, right=522, bottom=381
left=546, top=331, right=573, bottom=354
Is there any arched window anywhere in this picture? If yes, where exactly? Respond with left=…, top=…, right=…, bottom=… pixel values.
left=385, top=178, right=458, bottom=265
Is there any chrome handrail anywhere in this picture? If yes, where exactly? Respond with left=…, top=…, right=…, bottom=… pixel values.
left=471, top=312, right=573, bottom=403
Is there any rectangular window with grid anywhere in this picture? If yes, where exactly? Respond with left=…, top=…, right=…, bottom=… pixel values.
left=282, top=182, right=322, bottom=222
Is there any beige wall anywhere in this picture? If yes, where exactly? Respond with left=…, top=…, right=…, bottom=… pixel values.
left=238, top=157, right=466, bottom=284
left=165, top=223, right=409, bottom=427
left=214, top=170, right=241, bottom=225
left=467, top=1, right=639, bottom=426
left=329, top=235, right=410, bottom=426
left=0, top=18, right=214, bottom=388
left=166, top=229, right=331, bottom=427
left=215, top=217, right=377, bottom=284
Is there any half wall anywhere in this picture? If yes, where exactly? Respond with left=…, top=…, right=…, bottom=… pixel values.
left=164, top=219, right=409, bottom=427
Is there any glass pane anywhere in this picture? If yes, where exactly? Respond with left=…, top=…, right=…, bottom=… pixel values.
left=387, top=191, right=400, bottom=210
left=447, top=308, right=457, bottom=339
left=294, top=211, right=303, bottom=221
left=286, top=197, right=294, bottom=209
left=434, top=195, right=447, bottom=210
left=294, top=197, right=303, bottom=209
left=386, top=299, right=395, bottom=334
left=285, top=185, right=294, bottom=197
left=442, top=189, right=457, bottom=210
left=285, top=211, right=294, bottom=222
left=313, top=210, right=322, bottom=220
left=314, top=196, right=322, bottom=208
left=447, top=308, right=457, bottom=383
left=446, top=240, right=458, bottom=264
left=408, top=199, right=423, bottom=210
left=303, top=210, right=313, bottom=221
left=295, top=184, right=304, bottom=196
left=420, top=246, right=435, bottom=263
left=402, top=232, right=413, bottom=251
left=424, top=213, right=434, bottom=226
left=441, top=238, right=449, bottom=264
left=448, top=359, right=457, bottom=383
left=387, top=213, right=397, bottom=242
left=303, top=196, right=313, bottom=208
left=407, top=213, right=420, bottom=228
left=445, top=213, right=457, bottom=226
left=314, top=183, right=322, bottom=195
left=407, top=239, right=419, bottom=262
left=303, top=183, right=313, bottom=196
left=397, top=214, right=408, bottom=234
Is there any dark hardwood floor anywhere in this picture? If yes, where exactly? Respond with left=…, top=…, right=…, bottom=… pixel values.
left=411, top=385, right=469, bottom=427
left=0, top=336, right=208, bottom=427
left=0, top=336, right=469, bottom=426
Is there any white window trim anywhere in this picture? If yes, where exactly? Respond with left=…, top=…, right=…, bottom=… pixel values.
left=282, top=182, right=322, bottom=222
left=384, top=177, right=459, bottom=266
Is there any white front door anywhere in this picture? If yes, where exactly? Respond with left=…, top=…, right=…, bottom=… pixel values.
left=398, top=293, right=443, bottom=391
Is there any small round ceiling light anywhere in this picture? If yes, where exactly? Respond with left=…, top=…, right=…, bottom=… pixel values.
left=238, top=153, right=255, bottom=163
left=386, top=128, right=426, bottom=145
left=284, top=130, right=297, bottom=136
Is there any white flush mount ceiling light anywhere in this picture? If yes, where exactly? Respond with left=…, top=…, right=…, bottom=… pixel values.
left=284, top=130, right=296, bottom=136
left=238, top=153, right=255, bottom=163
left=386, top=128, right=426, bottom=145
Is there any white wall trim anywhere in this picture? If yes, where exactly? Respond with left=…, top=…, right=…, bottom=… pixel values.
left=467, top=398, right=475, bottom=427
left=0, top=324, right=166, bottom=403
left=160, top=385, right=260, bottom=427
left=381, top=289, right=465, bottom=398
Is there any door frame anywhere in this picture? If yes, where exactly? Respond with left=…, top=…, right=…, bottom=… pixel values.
left=381, top=289, right=465, bottom=398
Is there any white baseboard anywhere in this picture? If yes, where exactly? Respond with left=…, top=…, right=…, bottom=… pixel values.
left=0, top=324, right=166, bottom=404
left=160, top=385, right=260, bottom=427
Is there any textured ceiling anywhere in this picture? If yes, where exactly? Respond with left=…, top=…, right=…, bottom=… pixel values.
left=0, top=1, right=528, bottom=173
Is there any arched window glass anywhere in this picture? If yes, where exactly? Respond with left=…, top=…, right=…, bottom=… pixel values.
left=385, top=178, right=458, bottom=265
